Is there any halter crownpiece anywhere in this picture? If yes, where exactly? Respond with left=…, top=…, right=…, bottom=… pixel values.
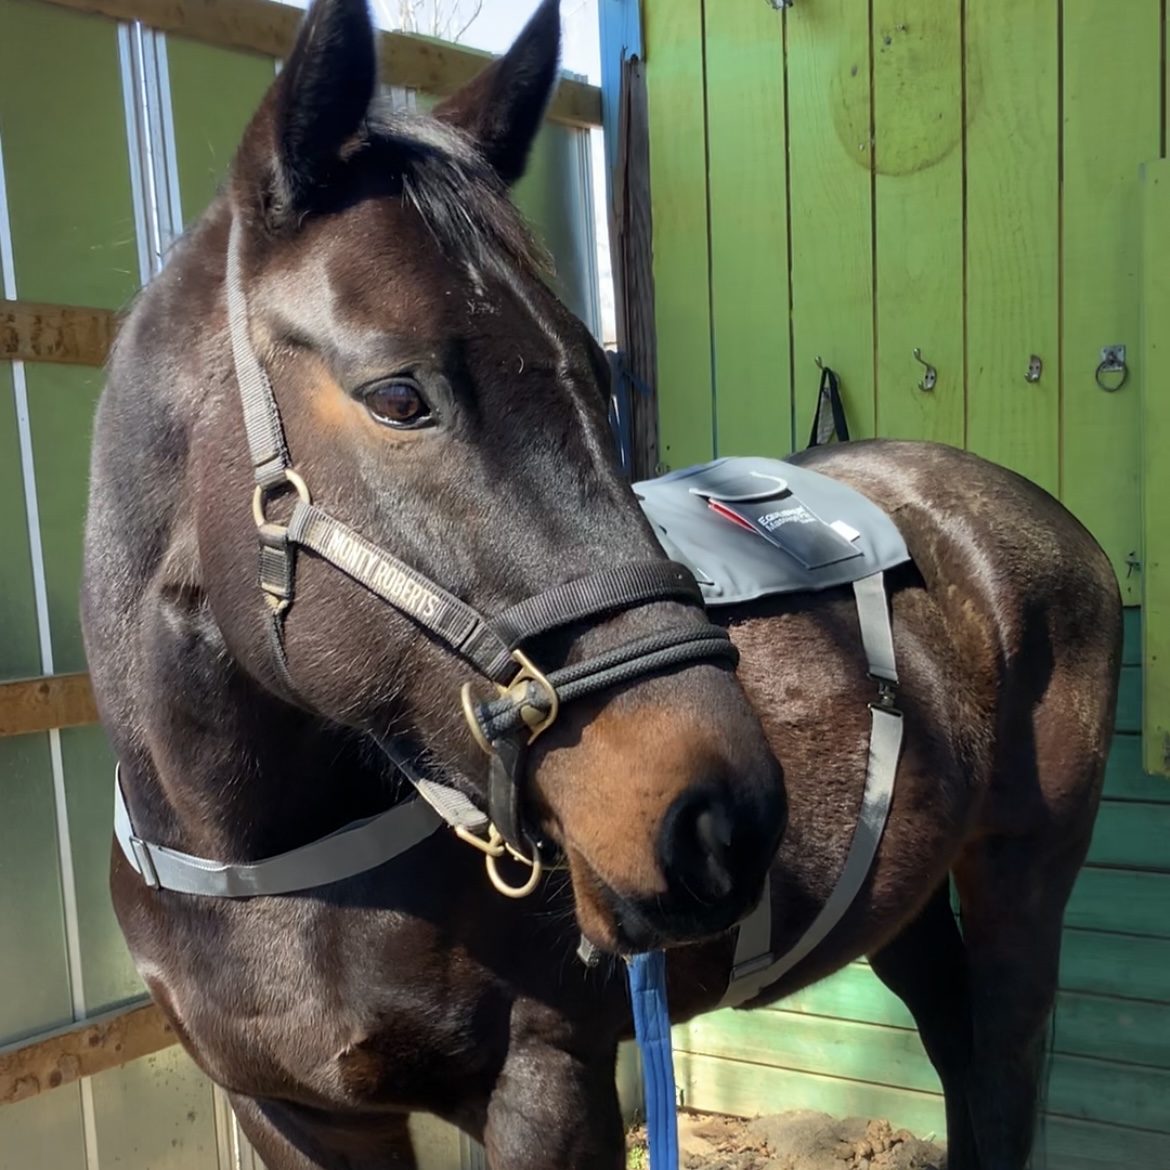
left=214, top=213, right=739, bottom=893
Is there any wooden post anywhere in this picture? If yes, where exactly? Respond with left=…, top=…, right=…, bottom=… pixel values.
left=608, top=56, right=659, bottom=482
left=600, top=0, right=658, bottom=482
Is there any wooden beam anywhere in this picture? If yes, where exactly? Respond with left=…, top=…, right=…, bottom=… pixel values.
left=0, top=673, right=99, bottom=737
left=36, top=0, right=602, bottom=127
left=0, top=1002, right=178, bottom=1106
left=1, top=299, right=117, bottom=366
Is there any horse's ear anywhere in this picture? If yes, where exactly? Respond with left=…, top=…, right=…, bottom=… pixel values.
left=240, top=0, right=376, bottom=224
left=432, top=0, right=561, bottom=186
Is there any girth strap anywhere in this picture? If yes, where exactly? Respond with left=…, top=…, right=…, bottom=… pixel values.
left=718, top=572, right=903, bottom=1008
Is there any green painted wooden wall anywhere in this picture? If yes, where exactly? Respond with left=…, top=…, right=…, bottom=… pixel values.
left=640, top=1, right=1170, bottom=1165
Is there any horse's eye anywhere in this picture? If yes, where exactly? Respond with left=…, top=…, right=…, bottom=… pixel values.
left=363, top=380, right=433, bottom=429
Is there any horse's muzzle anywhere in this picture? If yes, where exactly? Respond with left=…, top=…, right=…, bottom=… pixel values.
left=609, top=778, right=785, bottom=951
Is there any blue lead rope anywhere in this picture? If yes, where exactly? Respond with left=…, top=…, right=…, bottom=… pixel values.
left=627, top=951, right=679, bottom=1170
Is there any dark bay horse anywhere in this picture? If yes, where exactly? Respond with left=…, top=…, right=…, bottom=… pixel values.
left=79, top=1, right=1123, bottom=1167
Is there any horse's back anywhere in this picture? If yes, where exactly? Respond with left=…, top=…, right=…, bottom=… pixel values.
left=792, top=438, right=1122, bottom=827
left=790, top=438, right=1123, bottom=673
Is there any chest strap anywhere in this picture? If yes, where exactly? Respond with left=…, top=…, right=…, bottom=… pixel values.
left=718, top=571, right=903, bottom=1008
left=111, top=736, right=495, bottom=897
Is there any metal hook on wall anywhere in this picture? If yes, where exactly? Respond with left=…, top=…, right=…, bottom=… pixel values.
left=913, top=348, right=937, bottom=392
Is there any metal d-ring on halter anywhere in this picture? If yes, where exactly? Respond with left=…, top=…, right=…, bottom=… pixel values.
left=222, top=216, right=738, bottom=893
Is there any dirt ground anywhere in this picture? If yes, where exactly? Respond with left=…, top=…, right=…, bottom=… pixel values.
left=626, top=1110, right=947, bottom=1170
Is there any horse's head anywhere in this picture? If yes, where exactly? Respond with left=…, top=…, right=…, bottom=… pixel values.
left=184, top=0, right=784, bottom=951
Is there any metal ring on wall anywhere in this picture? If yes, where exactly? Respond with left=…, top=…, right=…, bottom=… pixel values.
left=1095, top=360, right=1129, bottom=393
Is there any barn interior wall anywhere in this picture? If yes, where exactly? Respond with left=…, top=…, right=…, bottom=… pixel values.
left=636, top=1, right=1170, bottom=1165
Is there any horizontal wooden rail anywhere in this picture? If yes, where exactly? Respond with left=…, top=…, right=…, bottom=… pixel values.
left=0, top=673, right=99, bottom=737
left=0, top=1002, right=177, bottom=1106
left=38, top=0, right=602, bottom=127
left=1, top=299, right=118, bottom=366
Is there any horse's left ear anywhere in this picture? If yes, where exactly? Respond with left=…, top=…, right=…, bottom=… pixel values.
left=433, top=0, right=561, bottom=186
left=235, top=0, right=376, bottom=225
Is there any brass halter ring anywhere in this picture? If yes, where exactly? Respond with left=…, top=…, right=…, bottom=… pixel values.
left=252, top=467, right=312, bottom=527
left=454, top=649, right=559, bottom=897
left=453, top=823, right=544, bottom=898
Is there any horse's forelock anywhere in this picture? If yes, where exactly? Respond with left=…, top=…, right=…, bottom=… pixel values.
left=350, top=104, right=550, bottom=281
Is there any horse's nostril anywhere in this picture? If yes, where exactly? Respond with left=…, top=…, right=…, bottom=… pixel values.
left=659, top=789, right=739, bottom=906
left=695, top=806, right=734, bottom=853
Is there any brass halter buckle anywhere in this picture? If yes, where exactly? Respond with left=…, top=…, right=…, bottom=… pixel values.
left=455, top=649, right=558, bottom=897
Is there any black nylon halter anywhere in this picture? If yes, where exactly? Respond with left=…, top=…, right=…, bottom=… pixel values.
left=225, top=217, right=738, bottom=869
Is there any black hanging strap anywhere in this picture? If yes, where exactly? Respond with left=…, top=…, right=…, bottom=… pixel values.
left=807, top=363, right=850, bottom=449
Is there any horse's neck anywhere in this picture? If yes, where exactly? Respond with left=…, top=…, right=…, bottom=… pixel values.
left=123, top=590, right=396, bottom=865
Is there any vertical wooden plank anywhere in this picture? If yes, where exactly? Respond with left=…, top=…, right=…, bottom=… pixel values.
left=964, top=0, right=1060, bottom=494
left=871, top=1, right=964, bottom=445
left=643, top=0, right=713, bottom=471
left=703, top=0, right=791, bottom=458
left=1061, top=2, right=1160, bottom=602
left=1140, top=158, right=1170, bottom=777
left=165, top=37, right=275, bottom=228
left=599, top=0, right=643, bottom=183
left=786, top=0, right=875, bottom=442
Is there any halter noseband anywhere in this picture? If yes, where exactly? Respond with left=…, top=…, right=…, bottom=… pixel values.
left=225, top=216, right=738, bottom=893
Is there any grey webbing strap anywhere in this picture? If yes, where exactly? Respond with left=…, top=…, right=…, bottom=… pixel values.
left=226, top=218, right=291, bottom=490
left=372, top=735, right=490, bottom=832
left=287, top=502, right=513, bottom=678
left=728, top=873, right=772, bottom=974
left=718, top=571, right=902, bottom=1009
left=113, top=765, right=446, bottom=897
left=853, top=572, right=898, bottom=684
